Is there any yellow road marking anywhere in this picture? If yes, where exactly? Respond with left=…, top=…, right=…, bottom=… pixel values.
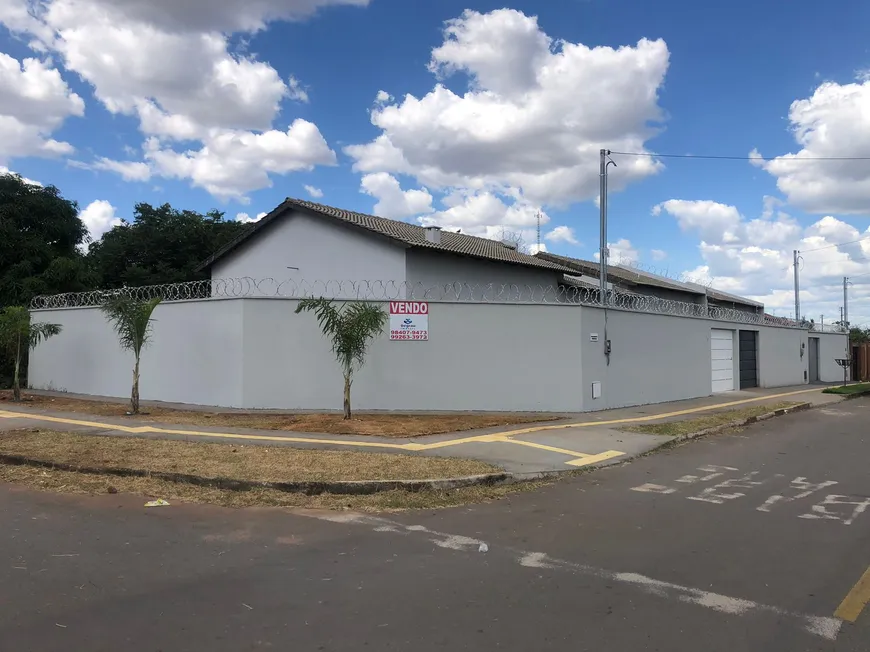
left=0, top=410, right=414, bottom=450
left=491, top=387, right=824, bottom=438
left=0, top=387, right=822, bottom=468
left=566, top=450, right=626, bottom=467
left=835, top=566, right=870, bottom=623
left=499, top=437, right=593, bottom=458
left=413, top=433, right=508, bottom=450
left=496, top=437, right=626, bottom=467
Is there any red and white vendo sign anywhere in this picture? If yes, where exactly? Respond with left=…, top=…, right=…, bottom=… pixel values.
left=389, top=301, right=429, bottom=341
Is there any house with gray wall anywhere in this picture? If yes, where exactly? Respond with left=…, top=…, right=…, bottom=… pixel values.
left=199, top=199, right=574, bottom=294
left=535, top=251, right=764, bottom=315
left=27, top=198, right=850, bottom=414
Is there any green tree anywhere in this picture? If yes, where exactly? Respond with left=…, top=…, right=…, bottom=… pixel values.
left=0, top=172, right=94, bottom=307
left=0, top=173, right=94, bottom=389
left=295, top=299, right=387, bottom=419
left=101, top=295, right=161, bottom=414
left=87, top=203, right=249, bottom=287
left=0, top=306, right=61, bottom=401
left=849, top=327, right=870, bottom=344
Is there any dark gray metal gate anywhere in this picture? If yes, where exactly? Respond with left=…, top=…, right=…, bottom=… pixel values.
left=808, top=337, right=820, bottom=382
left=739, top=330, right=758, bottom=389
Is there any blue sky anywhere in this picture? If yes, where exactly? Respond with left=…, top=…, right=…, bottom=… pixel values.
left=2, top=0, right=870, bottom=324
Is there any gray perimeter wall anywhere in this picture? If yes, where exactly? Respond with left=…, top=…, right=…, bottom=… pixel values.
left=29, top=300, right=245, bottom=407
left=29, top=299, right=849, bottom=413
left=575, top=307, right=842, bottom=411
left=241, top=299, right=582, bottom=411
left=29, top=299, right=584, bottom=412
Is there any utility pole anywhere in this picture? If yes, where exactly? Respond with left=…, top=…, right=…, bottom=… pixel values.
left=793, top=250, right=801, bottom=322
left=844, top=276, right=850, bottom=330
left=536, top=211, right=541, bottom=254
left=599, top=149, right=608, bottom=304
left=840, top=306, right=844, bottom=329
left=599, top=149, right=616, bottom=304
left=821, top=315, right=824, bottom=331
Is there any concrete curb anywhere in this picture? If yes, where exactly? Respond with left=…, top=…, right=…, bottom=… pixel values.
left=0, top=453, right=510, bottom=495
left=666, top=401, right=813, bottom=444
left=0, top=400, right=827, bottom=494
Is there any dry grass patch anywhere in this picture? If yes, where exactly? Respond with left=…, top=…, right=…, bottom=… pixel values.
left=0, top=462, right=543, bottom=511
left=0, top=429, right=500, bottom=482
left=622, top=402, right=802, bottom=437
left=0, top=392, right=556, bottom=437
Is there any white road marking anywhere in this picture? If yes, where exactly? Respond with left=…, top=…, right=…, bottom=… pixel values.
left=757, top=478, right=839, bottom=513
left=799, top=494, right=870, bottom=526
left=687, top=472, right=765, bottom=504
left=632, top=469, right=864, bottom=525
left=299, top=511, right=844, bottom=641
left=630, top=483, right=676, bottom=494
left=675, top=465, right=739, bottom=485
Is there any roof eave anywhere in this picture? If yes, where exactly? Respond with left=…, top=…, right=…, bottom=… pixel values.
left=195, top=199, right=411, bottom=273
left=195, top=199, right=293, bottom=273
left=410, top=243, right=574, bottom=274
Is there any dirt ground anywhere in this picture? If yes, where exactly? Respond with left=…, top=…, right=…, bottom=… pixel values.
left=0, top=462, right=546, bottom=511
left=0, top=429, right=500, bottom=482
left=0, top=392, right=557, bottom=437
left=0, top=428, right=540, bottom=511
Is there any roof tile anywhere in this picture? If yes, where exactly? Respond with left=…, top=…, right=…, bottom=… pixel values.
left=199, top=198, right=575, bottom=274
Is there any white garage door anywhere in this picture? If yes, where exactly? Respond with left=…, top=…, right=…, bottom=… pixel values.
left=711, top=329, right=734, bottom=393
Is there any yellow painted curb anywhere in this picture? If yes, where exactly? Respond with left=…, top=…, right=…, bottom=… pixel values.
left=0, top=386, right=824, bottom=468
left=835, top=566, right=870, bottom=623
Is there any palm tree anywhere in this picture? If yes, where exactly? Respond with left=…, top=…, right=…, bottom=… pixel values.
left=0, top=306, right=62, bottom=402
left=101, top=295, right=161, bottom=414
left=295, top=298, right=387, bottom=419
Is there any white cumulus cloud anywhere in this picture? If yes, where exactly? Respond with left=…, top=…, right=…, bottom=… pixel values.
left=418, top=191, right=547, bottom=238
left=658, top=196, right=870, bottom=325
left=69, top=157, right=152, bottom=181
left=0, top=51, right=84, bottom=162
left=545, top=225, right=579, bottom=245
left=143, top=120, right=335, bottom=200
left=593, top=238, right=639, bottom=265
left=0, top=0, right=352, bottom=198
left=345, top=8, right=669, bottom=237
left=654, top=198, right=802, bottom=247
left=235, top=211, right=268, bottom=223
left=0, top=165, right=41, bottom=185
left=752, top=77, right=870, bottom=214
left=79, top=199, right=123, bottom=243
left=304, top=184, right=323, bottom=198
left=360, top=172, right=433, bottom=219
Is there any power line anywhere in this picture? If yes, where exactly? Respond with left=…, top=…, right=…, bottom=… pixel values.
left=800, top=234, right=870, bottom=254
left=610, top=151, right=870, bottom=161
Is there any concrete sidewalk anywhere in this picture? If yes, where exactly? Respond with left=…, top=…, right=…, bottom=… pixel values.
left=0, top=385, right=844, bottom=475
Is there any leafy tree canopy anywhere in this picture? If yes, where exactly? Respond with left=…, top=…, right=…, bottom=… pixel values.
left=86, top=202, right=249, bottom=288
left=0, top=173, right=94, bottom=307
left=849, top=327, right=870, bottom=344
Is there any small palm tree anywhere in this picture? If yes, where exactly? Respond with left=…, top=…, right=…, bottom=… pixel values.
left=0, top=306, right=62, bottom=402
left=295, top=298, right=387, bottom=419
left=101, top=295, right=161, bottom=414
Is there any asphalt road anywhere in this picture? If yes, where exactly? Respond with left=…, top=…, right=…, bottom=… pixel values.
left=2, top=399, right=868, bottom=651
